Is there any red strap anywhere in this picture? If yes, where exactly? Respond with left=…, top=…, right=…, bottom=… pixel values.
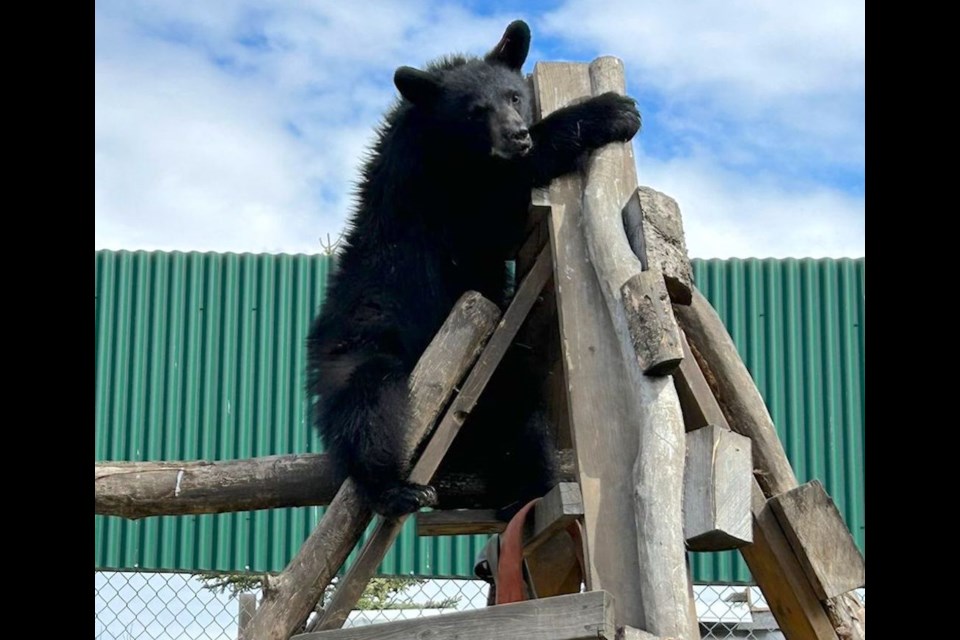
left=494, top=498, right=540, bottom=605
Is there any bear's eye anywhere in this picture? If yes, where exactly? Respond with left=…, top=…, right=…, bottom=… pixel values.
left=510, top=92, right=521, bottom=105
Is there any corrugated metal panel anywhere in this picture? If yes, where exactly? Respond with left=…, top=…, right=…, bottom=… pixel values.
left=94, top=250, right=489, bottom=577
left=95, top=252, right=864, bottom=583
left=689, top=258, right=865, bottom=584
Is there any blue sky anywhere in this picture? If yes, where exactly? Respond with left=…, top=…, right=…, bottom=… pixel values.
left=95, top=0, right=864, bottom=258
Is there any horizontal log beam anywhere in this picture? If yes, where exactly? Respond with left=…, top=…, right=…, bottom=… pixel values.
left=95, top=450, right=577, bottom=519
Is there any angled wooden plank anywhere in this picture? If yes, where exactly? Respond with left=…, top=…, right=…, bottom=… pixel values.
left=673, top=287, right=797, bottom=497
left=768, top=480, right=865, bottom=600
left=741, top=480, right=840, bottom=640
left=308, top=246, right=554, bottom=633
left=294, top=591, right=616, bottom=640
left=242, top=292, right=501, bottom=640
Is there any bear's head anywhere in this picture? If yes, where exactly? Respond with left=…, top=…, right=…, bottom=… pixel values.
left=394, top=20, right=535, bottom=161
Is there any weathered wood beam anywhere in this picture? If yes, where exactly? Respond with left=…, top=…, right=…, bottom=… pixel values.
left=307, top=246, right=554, bottom=634
left=579, top=72, right=682, bottom=376
left=741, top=479, right=840, bottom=640
left=95, top=450, right=577, bottom=520
left=672, top=287, right=796, bottom=497
left=242, top=291, right=501, bottom=640
left=585, top=56, right=697, bottom=640
left=415, top=482, right=583, bottom=549
left=621, top=187, right=694, bottom=305
left=683, top=424, right=752, bottom=551
left=293, top=591, right=617, bottom=640
left=768, top=480, right=866, bottom=600
left=672, top=330, right=728, bottom=432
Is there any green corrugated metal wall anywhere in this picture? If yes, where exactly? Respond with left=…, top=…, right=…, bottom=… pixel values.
left=95, top=251, right=864, bottom=583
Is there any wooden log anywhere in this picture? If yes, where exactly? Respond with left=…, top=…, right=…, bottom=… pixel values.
left=293, top=591, right=616, bottom=640
left=741, top=479, right=840, bottom=640
left=533, top=58, right=697, bottom=639
left=242, top=291, right=501, bottom=640
left=586, top=57, right=697, bottom=640
left=416, top=509, right=505, bottom=536
left=768, top=481, right=866, bottom=600
left=95, top=451, right=577, bottom=519
left=621, top=187, right=694, bottom=305
left=673, top=287, right=798, bottom=498
left=579, top=64, right=682, bottom=376
left=683, top=425, right=752, bottom=551
left=308, top=246, right=554, bottom=633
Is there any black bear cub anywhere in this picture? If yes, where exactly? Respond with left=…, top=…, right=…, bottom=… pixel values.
left=307, top=20, right=641, bottom=518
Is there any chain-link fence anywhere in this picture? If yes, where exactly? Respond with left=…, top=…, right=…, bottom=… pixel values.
left=97, top=569, right=864, bottom=639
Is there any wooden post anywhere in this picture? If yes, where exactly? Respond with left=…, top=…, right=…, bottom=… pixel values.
left=242, top=292, right=501, bottom=640
left=533, top=58, right=698, bottom=639
left=238, top=593, right=257, bottom=640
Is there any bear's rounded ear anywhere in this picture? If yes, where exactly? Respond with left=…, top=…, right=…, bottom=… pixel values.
left=484, top=20, right=530, bottom=71
left=394, top=66, right=442, bottom=106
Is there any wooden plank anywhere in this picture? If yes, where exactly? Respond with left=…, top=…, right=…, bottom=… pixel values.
left=673, top=287, right=797, bottom=498
left=293, top=591, right=616, bottom=640
left=416, top=482, right=582, bottom=543
left=308, top=246, right=554, bottom=633
left=683, top=425, right=752, bottom=551
left=242, top=292, right=501, bottom=640
left=529, top=481, right=583, bottom=555
left=741, top=479, right=840, bottom=640
left=534, top=58, right=697, bottom=639
left=768, top=480, right=866, bottom=600
left=672, top=330, right=728, bottom=432
left=621, top=187, right=694, bottom=305
left=416, top=509, right=504, bottom=536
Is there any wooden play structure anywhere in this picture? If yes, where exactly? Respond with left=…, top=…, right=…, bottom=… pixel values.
left=95, top=59, right=865, bottom=640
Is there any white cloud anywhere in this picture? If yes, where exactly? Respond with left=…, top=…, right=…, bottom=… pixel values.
left=96, top=2, right=864, bottom=258
left=95, top=2, right=529, bottom=254
left=636, top=149, right=864, bottom=259
left=542, top=0, right=865, bottom=171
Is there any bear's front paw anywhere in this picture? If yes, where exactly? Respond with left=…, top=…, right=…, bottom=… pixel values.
left=375, top=483, right=438, bottom=519
left=588, top=92, right=641, bottom=143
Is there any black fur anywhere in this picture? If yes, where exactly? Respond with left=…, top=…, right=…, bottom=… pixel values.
left=306, top=20, right=641, bottom=518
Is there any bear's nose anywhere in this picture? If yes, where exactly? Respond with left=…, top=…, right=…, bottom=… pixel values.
left=511, top=128, right=530, bottom=142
